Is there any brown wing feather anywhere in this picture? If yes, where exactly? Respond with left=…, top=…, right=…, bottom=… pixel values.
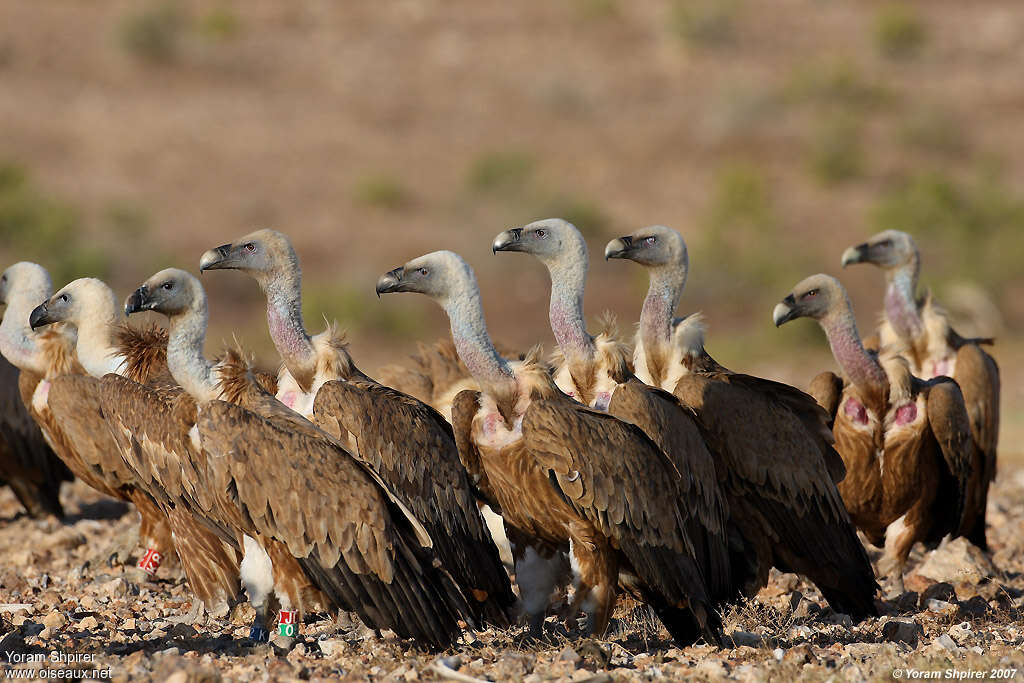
left=922, top=377, right=973, bottom=537
left=451, top=389, right=490, bottom=500
left=0, top=358, right=70, bottom=517
left=196, top=399, right=473, bottom=648
left=312, top=379, right=515, bottom=625
left=672, top=371, right=878, bottom=618
left=808, top=371, right=844, bottom=427
left=605, top=380, right=731, bottom=598
left=521, top=398, right=712, bottom=608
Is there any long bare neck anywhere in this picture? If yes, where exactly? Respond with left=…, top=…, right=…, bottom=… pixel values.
left=442, top=287, right=516, bottom=397
left=884, top=254, right=923, bottom=343
left=262, top=267, right=316, bottom=380
left=820, top=303, right=887, bottom=394
left=166, top=296, right=218, bottom=402
left=639, top=263, right=686, bottom=351
left=545, top=239, right=595, bottom=369
left=0, top=288, right=50, bottom=375
left=75, top=297, right=123, bottom=379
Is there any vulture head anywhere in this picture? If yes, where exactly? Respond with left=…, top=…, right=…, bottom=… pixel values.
left=376, top=250, right=476, bottom=306
left=29, top=278, right=118, bottom=331
left=604, top=225, right=687, bottom=268
left=0, top=262, right=52, bottom=313
left=773, top=274, right=845, bottom=327
left=199, top=228, right=297, bottom=286
left=841, top=230, right=917, bottom=270
left=491, top=218, right=584, bottom=265
left=125, top=268, right=202, bottom=318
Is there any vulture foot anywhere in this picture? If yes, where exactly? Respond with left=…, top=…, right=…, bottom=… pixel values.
left=95, top=528, right=140, bottom=569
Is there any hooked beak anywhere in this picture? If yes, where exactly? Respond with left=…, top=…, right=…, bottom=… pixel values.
left=491, top=228, right=524, bottom=254
left=375, top=268, right=406, bottom=297
left=199, top=244, right=236, bottom=272
left=841, top=243, right=869, bottom=268
left=28, top=302, right=55, bottom=330
left=772, top=295, right=798, bottom=327
left=604, top=236, right=634, bottom=260
left=124, top=286, right=154, bottom=316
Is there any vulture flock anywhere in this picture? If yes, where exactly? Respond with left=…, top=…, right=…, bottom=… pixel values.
left=0, top=222, right=999, bottom=651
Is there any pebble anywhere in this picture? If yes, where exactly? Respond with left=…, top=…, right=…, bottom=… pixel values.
left=42, top=610, right=66, bottom=630
left=79, top=616, right=99, bottom=630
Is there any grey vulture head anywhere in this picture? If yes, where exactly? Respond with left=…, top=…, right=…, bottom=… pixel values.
left=841, top=229, right=917, bottom=270
left=199, top=228, right=298, bottom=286
left=491, top=218, right=582, bottom=263
left=375, top=250, right=477, bottom=306
left=1, top=262, right=51, bottom=312
left=29, top=278, right=118, bottom=331
left=125, top=268, right=203, bottom=318
left=773, top=273, right=845, bottom=328
left=604, top=224, right=688, bottom=268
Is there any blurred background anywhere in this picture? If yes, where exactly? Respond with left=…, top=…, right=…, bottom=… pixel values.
left=1, top=1, right=1021, bottom=456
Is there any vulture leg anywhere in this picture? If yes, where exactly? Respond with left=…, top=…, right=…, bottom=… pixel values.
left=509, top=528, right=567, bottom=639
left=240, top=535, right=275, bottom=642
left=880, top=501, right=928, bottom=595
left=567, top=535, right=619, bottom=638
left=132, top=491, right=176, bottom=572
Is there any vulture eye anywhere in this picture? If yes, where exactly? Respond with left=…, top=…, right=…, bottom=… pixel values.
left=244, top=243, right=256, bottom=252
left=644, top=236, right=657, bottom=245
left=535, top=229, right=547, bottom=238
left=879, top=239, right=892, bottom=248
left=162, top=282, right=174, bottom=291
left=59, top=294, right=69, bottom=303
left=803, top=289, right=819, bottom=300
left=418, top=267, right=429, bottom=276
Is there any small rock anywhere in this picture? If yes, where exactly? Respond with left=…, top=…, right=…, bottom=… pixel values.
left=99, top=578, right=126, bottom=598
left=167, top=622, right=197, bottom=639
left=122, top=618, right=136, bottom=631
left=160, top=646, right=180, bottom=656
left=318, top=638, right=344, bottom=657
left=889, top=591, right=920, bottom=614
left=403, top=668, right=419, bottom=682
left=79, top=596, right=97, bottom=611
left=881, top=619, right=923, bottom=646
left=42, top=610, right=66, bottom=630
left=78, top=616, right=99, bottom=630
left=784, top=643, right=816, bottom=665
left=726, top=630, right=764, bottom=648
left=958, top=595, right=990, bottom=619
left=932, top=633, right=963, bottom=655
left=773, top=647, right=784, bottom=661
left=948, top=622, right=974, bottom=644
left=916, top=538, right=994, bottom=585
left=558, top=646, right=581, bottom=665
left=920, top=582, right=957, bottom=607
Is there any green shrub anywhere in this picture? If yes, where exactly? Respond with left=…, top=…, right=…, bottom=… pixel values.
left=199, top=7, right=241, bottom=40
left=467, top=151, right=535, bottom=195
left=118, top=3, right=186, bottom=64
left=786, top=60, right=891, bottom=111
left=874, top=3, right=926, bottom=59
left=808, top=114, right=864, bottom=185
left=670, top=0, right=738, bottom=47
left=353, top=174, right=412, bottom=210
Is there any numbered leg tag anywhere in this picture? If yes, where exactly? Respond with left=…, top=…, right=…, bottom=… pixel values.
left=278, top=610, right=297, bottom=638
left=137, top=548, right=163, bottom=576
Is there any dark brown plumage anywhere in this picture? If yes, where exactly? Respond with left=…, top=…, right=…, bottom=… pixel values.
left=776, top=273, right=973, bottom=592
left=0, top=355, right=71, bottom=518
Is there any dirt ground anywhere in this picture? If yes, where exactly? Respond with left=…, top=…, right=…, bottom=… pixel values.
left=1, top=465, right=1022, bottom=682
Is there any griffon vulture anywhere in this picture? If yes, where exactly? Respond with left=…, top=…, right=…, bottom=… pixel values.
left=0, top=265, right=72, bottom=517
left=377, top=249, right=723, bottom=646
left=494, top=219, right=878, bottom=618
left=842, top=229, right=999, bottom=550
left=111, top=268, right=476, bottom=648
left=774, top=273, right=973, bottom=592
left=27, top=276, right=245, bottom=618
left=197, top=229, right=516, bottom=626
left=0, top=263, right=175, bottom=574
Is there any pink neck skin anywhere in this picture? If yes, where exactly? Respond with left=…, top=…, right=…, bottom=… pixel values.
left=639, top=265, right=686, bottom=353
left=444, top=295, right=516, bottom=398
left=820, top=310, right=887, bottom=393
left=547, top=259, right=595, bottom=368
left=884, top=264, right=923, bottom=343
left=264, top=276, right=316, bottom=377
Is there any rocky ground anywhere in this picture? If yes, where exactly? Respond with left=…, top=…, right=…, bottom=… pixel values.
left=1, top=467, right=1023, bottom=682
